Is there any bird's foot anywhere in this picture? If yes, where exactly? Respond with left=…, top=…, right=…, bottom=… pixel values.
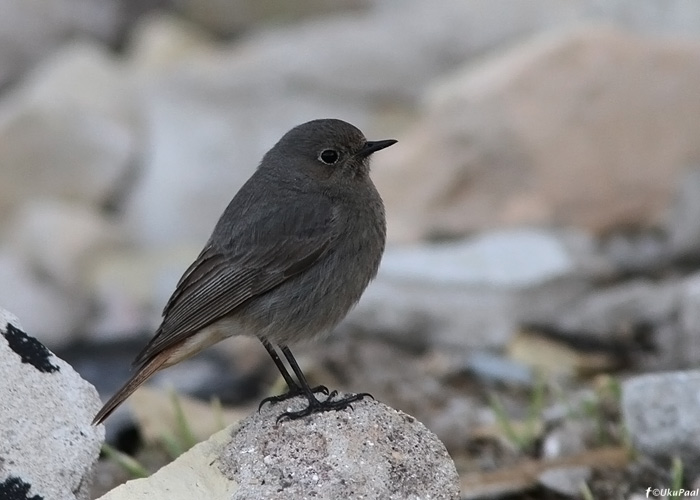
left=258, top=384, right=329, bottom=411
left=276, top=391, right=373, bottom=422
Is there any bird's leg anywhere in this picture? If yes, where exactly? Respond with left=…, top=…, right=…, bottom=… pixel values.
left=276, top=344, right=372, bottom=422
left=258, top=338, right=327, bottom=410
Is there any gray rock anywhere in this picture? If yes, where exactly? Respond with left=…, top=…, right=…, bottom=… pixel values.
left=0, top=307, right=105, bottom=500
left=0, top=0, right=122, bottom=88
left=538, top=466, right=591, bottom=497
left=343, top=228, right=602, bottom=351
left=622, top=370, right=700, bottom=475
left=9, top=200, right=122, bottom=291
left=677, top=273, right=700, bottom=367
left=0, top=41, right=136, bottom=219
left=0, top=251, right=89, bottom=348
left=523, top=278, right=680, bottom=343
left=99, top=396, right=458, bottom=499
left=667, top=167, right=700, bottom=260
left=221, top=395, right=460, bottom=500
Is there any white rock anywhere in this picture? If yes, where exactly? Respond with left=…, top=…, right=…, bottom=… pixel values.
left=9, top=200, right=122, bottom=290
left=0, top=251, right=88, bottom=348
left=0, top=41, right=136, bottom=218
left=623, top=370, right=700, bottom=474
left=0, top=307, right=105, bottom=500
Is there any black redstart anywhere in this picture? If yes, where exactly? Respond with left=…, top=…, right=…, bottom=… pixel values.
left=93, top=118, right=396, bottom=424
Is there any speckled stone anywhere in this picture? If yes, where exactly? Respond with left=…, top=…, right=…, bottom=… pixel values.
left=219, top=394, right=459, bottom=500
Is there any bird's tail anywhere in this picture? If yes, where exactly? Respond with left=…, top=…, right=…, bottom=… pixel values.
left=92, top=349, right=171, bottom=425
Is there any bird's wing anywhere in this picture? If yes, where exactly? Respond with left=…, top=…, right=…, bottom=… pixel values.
left=133, top=197, right=336, bottom=367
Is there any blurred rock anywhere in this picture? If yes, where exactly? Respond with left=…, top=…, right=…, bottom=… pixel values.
left=0, top=251, right=89, bottom=347
left=677, top=272, right=700, bottom=368
left=622, top=370, right=700, bottom=476
left=9, top=200, right=122, bottom=290
left=127, top=12, right=217, bottom=74
left=172, top=0, right=372, bottom=36
left=600, top=230, right=670, bottom=275
left=0, top=0, right=123, bottom=88
left=0, top=200, right=122, bottom=347
left=343, top=228, right=604, bottom=351
left=538, top=466, right=591, bottom=497
left=85, top=245, right=199, bottom=339
left=374, top=25, right=700, bottom=242
left=0, top=42, right=136, bottom=221
left=542, top=421, right=590, bottom=459
left=524, top=279, right=679, bottom=344
left=0, top=307, right=104, bottom=500
left=463, top=351, right=534, bottom=386
left=666, top=166, right=700, bottom=261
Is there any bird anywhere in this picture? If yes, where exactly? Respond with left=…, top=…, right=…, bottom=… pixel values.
left=93, top=118, right=396, bottom=424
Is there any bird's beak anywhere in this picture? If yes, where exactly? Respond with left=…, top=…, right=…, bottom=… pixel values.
left=357, top=139, right=397, bottom=158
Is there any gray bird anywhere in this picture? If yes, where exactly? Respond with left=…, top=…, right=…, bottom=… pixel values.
left=93, top=119, right=396, bottom=424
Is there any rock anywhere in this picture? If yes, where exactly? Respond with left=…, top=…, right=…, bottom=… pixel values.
left=524, top=278, right=680, bottom=344
left=85, top=244, right=200, bottom=338
left=0, top=307, right=105, bottom=500
left=0, top=251, right=89, bottom=347
left=226, top=395, right=460, bottom=499
left=342, top=228, right=604, bottom=351
left=172, top=0, right=373, bottom=36
left=666, top=166, right=700, bottom=261
left=622, top=370, right=700, bottom=476
left=0, top=0, right=123, bottom=88
left=373, top=25, right=700, bottom=242
left=97, top=425, right=237, bottom=499
left=9, top=200, right=122, bottom=290
left=538, top=466, right=591, bottom=497
left=99, top=396, right=459, bottom=499
left=127, top=13, right=217, bottom=74
left=0, top=41, right=136, bottom=221
left=677, top=272, right=700, bottom=367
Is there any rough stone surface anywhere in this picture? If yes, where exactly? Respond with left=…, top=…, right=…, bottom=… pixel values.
left=0, top=307, right=105, bottom=500
left=622, top=370, right=700, bottom=475
left=221, top=395, right=459, bottom=500
left=97, top=396, right=458, bottom=499
left=373, top=25, right=700, bottom=242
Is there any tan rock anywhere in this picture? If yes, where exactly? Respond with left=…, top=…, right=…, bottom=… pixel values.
left=374, top=26, right=700, bottom=242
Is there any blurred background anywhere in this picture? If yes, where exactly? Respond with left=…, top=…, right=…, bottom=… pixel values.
left=3, top=0, right=700, bottom=497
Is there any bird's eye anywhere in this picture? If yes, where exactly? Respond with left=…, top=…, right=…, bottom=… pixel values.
left=319, top=149, right=340, bottom=165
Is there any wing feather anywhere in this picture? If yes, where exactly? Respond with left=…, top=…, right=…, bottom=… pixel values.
left=133, top=198, right=336, bottom=367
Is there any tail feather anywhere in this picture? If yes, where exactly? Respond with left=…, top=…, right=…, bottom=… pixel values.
left=92, top=350, right=170, bottom=425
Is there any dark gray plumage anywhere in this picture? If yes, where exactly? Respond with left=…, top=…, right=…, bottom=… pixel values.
left=94, top=119, right=396, bottom=424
